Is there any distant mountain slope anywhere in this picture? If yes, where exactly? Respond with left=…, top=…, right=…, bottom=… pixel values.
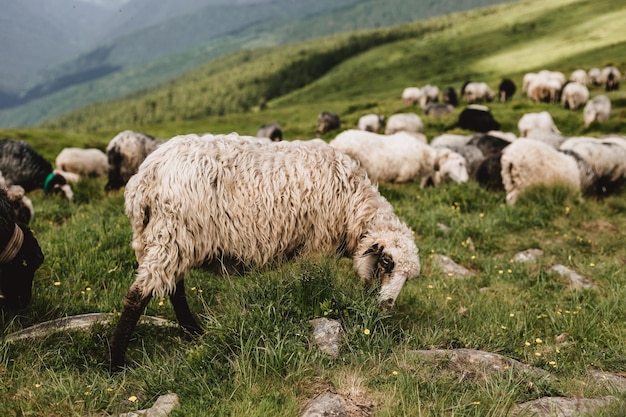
left=40, top=0, right=626, bottom=134
left=0, top=0, right=110, bottom=97
left=0, top=0, right=514, bottom=127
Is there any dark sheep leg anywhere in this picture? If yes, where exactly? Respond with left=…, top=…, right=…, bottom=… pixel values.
left=109, top=284, right=152, bottom=373
left=170, top=279, right=203, bottom=337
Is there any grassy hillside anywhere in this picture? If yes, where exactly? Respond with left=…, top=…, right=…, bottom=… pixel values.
left=40, top=0, right=626, bottom=138
left=2, top=0, right=626, bottom=415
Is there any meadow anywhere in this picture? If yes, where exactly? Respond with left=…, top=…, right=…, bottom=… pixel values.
left=1, top=0, right=626, bottom=415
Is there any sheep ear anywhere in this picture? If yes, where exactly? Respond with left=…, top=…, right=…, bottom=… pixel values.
left=362, top=243, right=383, bottom=257
left=434, top=152, right=448, bottom=171
left=358, top=243, right=384, bottom=286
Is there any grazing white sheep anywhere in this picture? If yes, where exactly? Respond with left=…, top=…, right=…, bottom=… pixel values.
left=419, top=85, right=440, bottom=108
left=570, top=69, right=588, bottom=85
left=500, top=138, right=597, bottom=204
left=55, top=148, right=108, bottom=178
left=384, top=112, right=424, bottom=135
left=583, top=95, right=611, bottom=127
left=462, top=82, right=495, bottom=103
left=105, top=130, right=165, bottom=191
left=401, top=87, right=422, bottom=106
left=559, top=136, right=626, bottom=194
left=588, top=68, right=602, bottom=86
left=525, top=128, right=565, bottom=148
left=561, top=82, right=589, bottom=110
left=517, top=111, right=560, bottom=137
left=522, top=72, right=538, bottom=95
left=524, top=70, right=565, bottom=103
left=357, top=113, right=386, bottom=132
left=330, top=129, right=468, bottom=186
left=430, top=134, right=472, bottom=148
left=109, top=133, right=421, bottom=371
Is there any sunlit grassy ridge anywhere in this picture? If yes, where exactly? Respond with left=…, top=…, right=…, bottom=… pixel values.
left=1, top=0, right=626, bottom=415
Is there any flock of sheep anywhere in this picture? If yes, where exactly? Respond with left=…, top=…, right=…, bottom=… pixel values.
left=0, top=62, right=624, bottom=372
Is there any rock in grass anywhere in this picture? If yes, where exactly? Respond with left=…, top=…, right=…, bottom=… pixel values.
left=508, top=396, right=619, bottom=417
left=432, top=254, right=474, bottom=279
left=118, top=393, right=180, bottom=417
left=512, top=248, right=544, bottom=263
left=550, top=264, right=595, bottom=289
left=310, top=317, right=344, bottom=359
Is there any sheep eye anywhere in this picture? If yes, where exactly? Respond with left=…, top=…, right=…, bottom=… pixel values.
left=379, top=254, right=394, bottom=273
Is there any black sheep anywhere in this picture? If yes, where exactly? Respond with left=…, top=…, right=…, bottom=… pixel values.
left=0, top=139, right=73, bottom=199
left=457, top=105, right=500, bottom=133
left=475, top=153, right=505, bottom=192
left=498, top=78, right=517, bottom=102
left=442, top=86, right=459, bottom=106
left=0, top=188, right=44, bottom=310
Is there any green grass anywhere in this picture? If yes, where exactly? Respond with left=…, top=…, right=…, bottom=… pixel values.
left=2, top=0, right=626, bottom=415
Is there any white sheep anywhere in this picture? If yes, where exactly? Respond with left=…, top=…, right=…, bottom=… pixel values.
left=55, top=147, right=108, bottom=178
left=105, top=130, right=165, bottom=191
left=430, top=134, right=472, bottom=148
left=524, top=70, right=565, bottom=104
left=500, top=138, right=597, bottom=204
left=462, top=82, right=495, bottom=103
left=384, top=112, right=423, bottom=135
left=357, top=113, right=385, bottom=132
left=401, top=87, right=422, bottom=106
left=109, top=133, right=421, bottom=371
left=517, top=111, right=560, bottom=137
left=588, top=68, right=602, bottom=86
left=583, top=95, right=611, bottom=127
left=419, top=85, right=440, bottom=108
left=330, top=129, right=468, bottom=186
left=570, top=69, right=588, bottom=85
left=561, top=82, right=589, bottom=110
left=525, top=128, right=565, bottom=148
left=559, top=136, right=626, bottom=194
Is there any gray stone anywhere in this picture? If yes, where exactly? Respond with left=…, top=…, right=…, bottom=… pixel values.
left=310, top=318, right=344, bottom=359
left=411, top=348, right=550, bottom=378
left=302, top=392, right=347, bottom=417
left=588, top=370, right=626, bottom=393
left=513, top=249, right=544, bottom=263
left=509, top=395, right=619, bottom=417
left=432, top=254, right=474, bottom=279
left=550, top=264, right=595, bottom=289
left=117, top=393, right=180, bottom=417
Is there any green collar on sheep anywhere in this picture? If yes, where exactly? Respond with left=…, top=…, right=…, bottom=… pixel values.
left=43, top=172, right=56, bottom=193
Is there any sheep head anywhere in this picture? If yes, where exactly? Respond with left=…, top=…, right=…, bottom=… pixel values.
left=44, top=172, right=74, bottom=200
left=0, top=224, right=44, bottom=310
left=354, top=226, right=420, bottom=307
left=434, top=149, right=470, bottom=185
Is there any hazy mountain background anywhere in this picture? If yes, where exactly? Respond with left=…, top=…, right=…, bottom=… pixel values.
left=0, top=0, right=514, bottom=127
